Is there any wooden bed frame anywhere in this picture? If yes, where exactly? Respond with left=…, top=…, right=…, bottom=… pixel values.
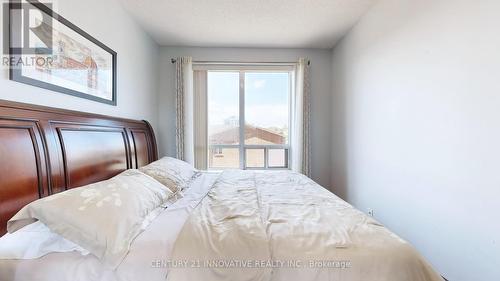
left=0, top=100, right=158, bottom=235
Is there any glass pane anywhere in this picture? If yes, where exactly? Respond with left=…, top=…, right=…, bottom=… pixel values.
left=244, top=72, right=290, bottom=145
left=209, top=147, right=239, bottom=169
left=245, top=148, right=265, bottom=168
left=208, top=72, right=240, bottom=146
left=268, top=149, right=287, bottom=168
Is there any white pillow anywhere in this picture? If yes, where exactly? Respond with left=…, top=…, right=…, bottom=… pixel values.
left=139, top=157, right=199, bottom=193
left=7, top=170, right=172, bottom=268
left=0, top=221, right=89, bottom=259
left=0, top=204, right=168, bottom=260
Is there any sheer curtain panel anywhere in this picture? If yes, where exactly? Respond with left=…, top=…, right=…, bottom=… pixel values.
left=175, top=57, right=194, bottom=164
left=291, top=58, right=311, bottom=176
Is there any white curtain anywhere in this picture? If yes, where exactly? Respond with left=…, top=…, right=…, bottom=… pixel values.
left=291, top=58, right=311, bottom=176
left=175, top=57, right=208, bottom=169
left=193, top=70, right=208, bottom=169
left=175, top=57, right=194, bottom=164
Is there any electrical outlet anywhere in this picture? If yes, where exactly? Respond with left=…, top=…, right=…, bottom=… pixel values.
left=368, top=209, right=374, bottom=217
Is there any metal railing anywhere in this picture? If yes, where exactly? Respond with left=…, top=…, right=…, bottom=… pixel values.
left=209, top=144, right=290, bottom=170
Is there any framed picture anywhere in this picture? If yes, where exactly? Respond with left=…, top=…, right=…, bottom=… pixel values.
left=8, top=0, right=117, bottom=105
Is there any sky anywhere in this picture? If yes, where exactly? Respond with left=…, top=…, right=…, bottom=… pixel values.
left=207, top=71, right=290, bottom=129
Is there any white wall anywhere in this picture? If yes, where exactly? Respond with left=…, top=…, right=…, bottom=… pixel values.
left=331, top=0, right=500, bottom=280
left=158, top=47, right=332, bottom=188
left=0, top=0, right=159, bottom=129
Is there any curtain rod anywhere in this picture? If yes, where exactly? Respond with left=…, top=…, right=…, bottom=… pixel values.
left=170, top=59, right=310, bottom=66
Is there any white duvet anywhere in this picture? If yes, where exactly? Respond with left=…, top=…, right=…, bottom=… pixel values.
left=166, top=170, right=443, bottom=281
left=0, top=170, right=442, bottom=281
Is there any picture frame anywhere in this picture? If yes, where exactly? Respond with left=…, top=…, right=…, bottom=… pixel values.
left=8, top=0, right=117, bottom=105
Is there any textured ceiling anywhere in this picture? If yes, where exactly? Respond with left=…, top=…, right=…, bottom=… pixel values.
left=120, top=0, right=376, bottom=48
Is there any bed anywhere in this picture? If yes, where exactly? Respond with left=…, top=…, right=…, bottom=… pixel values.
left=0, top=100, right=443, bottom=281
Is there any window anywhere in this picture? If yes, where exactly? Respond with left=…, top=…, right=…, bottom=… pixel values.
left=207, top=68, right=292, bottom=169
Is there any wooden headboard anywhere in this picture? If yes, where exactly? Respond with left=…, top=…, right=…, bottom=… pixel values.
left=0, top=100, right=158, bottom=235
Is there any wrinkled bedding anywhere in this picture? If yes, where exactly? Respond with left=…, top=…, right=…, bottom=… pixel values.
left=166, top=170, right=443, bottom=281
left=0, top=170, right=442, bottom=281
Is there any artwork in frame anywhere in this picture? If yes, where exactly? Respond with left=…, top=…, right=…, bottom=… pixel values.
left=8, top=0, right=117, bottom=105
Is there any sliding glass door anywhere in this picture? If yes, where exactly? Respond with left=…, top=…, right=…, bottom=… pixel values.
left=207, top=69, right=292, bottom=170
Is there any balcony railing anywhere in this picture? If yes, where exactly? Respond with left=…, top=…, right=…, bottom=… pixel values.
left=209, top=144, right=289, bottom=170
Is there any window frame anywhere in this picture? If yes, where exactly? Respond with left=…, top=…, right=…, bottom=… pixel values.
left=201, top=64, right=294, bottom=170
